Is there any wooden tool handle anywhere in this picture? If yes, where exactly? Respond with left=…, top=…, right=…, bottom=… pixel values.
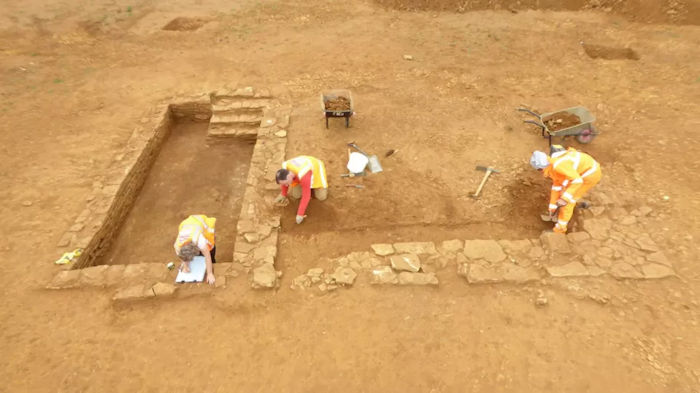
left=473, top=171, right=492, bottom=197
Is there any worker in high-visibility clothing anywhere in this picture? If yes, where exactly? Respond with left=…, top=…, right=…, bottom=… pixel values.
left=530, top=146, right=602, bottom=233
left=274, top=155, right=328, bottom=224
left=174, top=214, right=216, bottom=285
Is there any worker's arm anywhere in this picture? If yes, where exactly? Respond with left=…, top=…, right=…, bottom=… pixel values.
left=296, top=172, right=313, bottom=217
left=548, top=182, right=563, bottom=213
left=201, top=245, right=215, bottom=285
left=280, top=183, right=289, bottom=197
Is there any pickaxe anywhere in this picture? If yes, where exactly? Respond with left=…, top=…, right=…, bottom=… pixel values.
left=472, top=166, right=500, bottom=198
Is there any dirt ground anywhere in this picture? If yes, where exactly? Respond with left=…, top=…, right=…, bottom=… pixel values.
left=1, top=0, right=700, bottom=392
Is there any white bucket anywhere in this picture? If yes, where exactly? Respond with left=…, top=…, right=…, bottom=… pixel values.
left=347, top=152, right=369, bottom=173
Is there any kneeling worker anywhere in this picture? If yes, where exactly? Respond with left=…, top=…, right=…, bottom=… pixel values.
left=274, top=155, right=328, bottom=224
left=530, top=145, right=602, bottom=233
left=174, top=214, right=216, bottom=285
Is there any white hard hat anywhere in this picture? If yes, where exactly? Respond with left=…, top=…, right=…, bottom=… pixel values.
left=530, top=151, right=549, bottom=170
left=347, top=152, right=369, bottom=173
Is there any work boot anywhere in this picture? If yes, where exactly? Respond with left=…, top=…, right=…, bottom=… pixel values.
left=577, top=201, right=591, bottom=209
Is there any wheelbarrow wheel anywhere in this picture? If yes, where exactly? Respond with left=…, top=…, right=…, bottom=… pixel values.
left=576, top=126, right=596, bottom=144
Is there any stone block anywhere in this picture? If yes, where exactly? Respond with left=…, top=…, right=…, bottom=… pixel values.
left=244, top=233, right=260, bottom=243
left=567, top=232, right=591, bottom=244
left=306, top=268, right=324, bottom=277
left=113, top=285, right=154, bottom=302
left=233, top=86, right=255, bottom=97
left=251, top=263, right=278, bottom=288
left=546, top=261, right=589, bottom=277
left=370, top=266, right=398, bottom=284
left=641, top=264, right=675, bottom=279
left=463, top=240, right=507, bottom=263
left=331, top=267, right=357, bottom=285
left=634, top=234, right=660, bottom=252
left=390, top=254, right=421, bottom=272
left=464, top=264, right=502, bottom=284
left=362, top=257, right=384, bottom=269
left=583, top=218, right=612, bottom=240
left=152, top=282, right=177, bottom=296
left=47, top=270, right=81, bottom=289
left=79, top=265, right=110, bottom=287
left=440, top=239, right=464, bottom=254
left=646, top=252, right=670, bottom=267
left=497, top=240, right=532, bottom=254
left=291, top=274, right=311, bottom=289
left=253, top=245, right=277, bottom=262
left=609, top=262, right=643, bottom=279
left=587, top=266, right=607, bottom=277
left=371, top=243, right=395, bottom=256
left=397, top=272, right=438, bottom=286
left=393, top=242, right=437, bottom=255
left=540, top=232, right=571, bottom=254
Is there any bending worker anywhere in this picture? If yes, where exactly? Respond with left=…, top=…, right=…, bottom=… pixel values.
left=530, top=145, right=602, bottom=233
left=174, top=214, right=216, bottom=285
left=274, top=155, right=328, bottom=224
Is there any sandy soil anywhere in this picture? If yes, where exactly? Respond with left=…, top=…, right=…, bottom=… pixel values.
left=1, top=0, right=699, bottom=392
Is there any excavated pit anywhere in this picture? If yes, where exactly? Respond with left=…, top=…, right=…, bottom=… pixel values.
left=98, top=120, right=254, bottom=265
left=72, top=102, right=256, bottom=268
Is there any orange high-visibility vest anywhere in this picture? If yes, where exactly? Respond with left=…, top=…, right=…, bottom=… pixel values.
left=545, top=148, right=600, bottom=207
left=282, top=155, right=328, bottom=189
left=174, top=215, right=216, bottom=252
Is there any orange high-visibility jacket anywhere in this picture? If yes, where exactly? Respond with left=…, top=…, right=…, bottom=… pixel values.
left=282, top=156, right=328, bottom=189
left=544, top=148, right=600, bottom=210
left=174, top=215, right=216, bottom=252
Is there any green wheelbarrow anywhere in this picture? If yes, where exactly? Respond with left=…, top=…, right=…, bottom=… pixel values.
left=518, top=106, right=599, bottom=145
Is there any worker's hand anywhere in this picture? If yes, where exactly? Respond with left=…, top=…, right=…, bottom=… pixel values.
left=274, top=194, right=289, bottom=206
left=181, top=261, right=191, bottom=273
left=295, top=215, right=306, bottom=224
left=206, top=273, right=216, bottom=286
left=556, top=198, right=568, bottom=207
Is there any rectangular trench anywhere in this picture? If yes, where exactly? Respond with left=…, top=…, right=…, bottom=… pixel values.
left=96, top=120, right=254, bottom=265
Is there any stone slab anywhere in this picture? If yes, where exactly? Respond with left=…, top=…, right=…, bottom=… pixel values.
left=390, top=254, right=421, bottom=272
left=463, top=240, right=507, bottom=263
left=371, top=243, right=395, bottom=256
left=370, top=266, right=398, bottom=284
left=393, top=242, right=437, bottom=255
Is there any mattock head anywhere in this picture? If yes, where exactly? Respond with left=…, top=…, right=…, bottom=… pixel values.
left=475, top=165, right=500, bottom=173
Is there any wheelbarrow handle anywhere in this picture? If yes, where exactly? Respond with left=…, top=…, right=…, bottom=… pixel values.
left=524, top=119, right=545, bottom=129
left=517, top=107, right=541, bottom=118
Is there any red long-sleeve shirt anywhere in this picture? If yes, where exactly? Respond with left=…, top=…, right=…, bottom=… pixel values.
left=280, top=171, right=312, bottom=216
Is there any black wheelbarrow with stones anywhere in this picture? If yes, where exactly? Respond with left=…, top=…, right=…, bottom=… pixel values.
left=518, top=106, right=599, bottom=145
left=321, top=89, right=354, bottom=128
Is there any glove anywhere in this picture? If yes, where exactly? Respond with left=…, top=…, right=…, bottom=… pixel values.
left=556, top=198, right=568, bottom=207
left=274, top=194, right=289, bottom=206
left=295, top=215, right=305, bottom=224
